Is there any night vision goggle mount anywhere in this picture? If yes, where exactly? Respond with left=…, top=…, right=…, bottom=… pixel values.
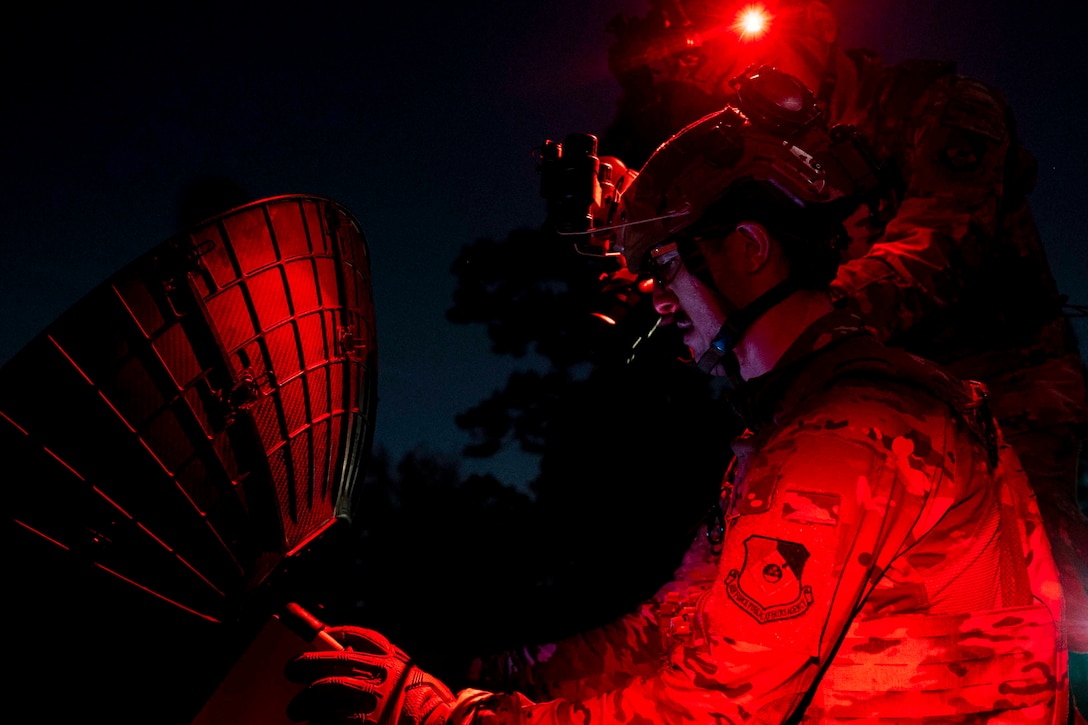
left=537, top=64, right=888, bottom=265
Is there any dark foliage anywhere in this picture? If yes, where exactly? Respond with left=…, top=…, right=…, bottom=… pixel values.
left=331, top=219, right=743, bottom=688
left=322, top=448, right=547, bottom=683
left=324, top=19, right=757, bottom=688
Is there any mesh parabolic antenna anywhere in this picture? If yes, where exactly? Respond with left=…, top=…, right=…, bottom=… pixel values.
left=0, top=194, right=378, bottom=718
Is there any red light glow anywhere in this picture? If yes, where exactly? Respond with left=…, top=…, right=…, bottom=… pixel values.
left=733, top=4, right=772, bottom=41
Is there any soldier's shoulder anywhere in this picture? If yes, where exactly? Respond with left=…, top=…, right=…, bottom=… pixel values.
left=792, top=368, right=954, bottom=443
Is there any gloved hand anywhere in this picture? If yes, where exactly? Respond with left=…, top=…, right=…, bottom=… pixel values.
left=284, top=625, right=455, bottom=725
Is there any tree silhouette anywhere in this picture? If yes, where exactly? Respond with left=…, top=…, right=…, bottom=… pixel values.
left=330, top=2, right=755, bottom=689
left=439, top=217, right=741, bottom=667
left=331, top=213, right=742, bottom=692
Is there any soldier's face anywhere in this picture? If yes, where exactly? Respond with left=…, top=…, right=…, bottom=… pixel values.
left=650, top=244, right=730, bottom=369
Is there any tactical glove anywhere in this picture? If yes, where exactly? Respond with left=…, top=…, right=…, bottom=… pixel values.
left=285, top=625, right=455, bottom=725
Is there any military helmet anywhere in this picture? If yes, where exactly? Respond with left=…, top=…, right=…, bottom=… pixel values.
left=611, top=66, right=878, bottom=276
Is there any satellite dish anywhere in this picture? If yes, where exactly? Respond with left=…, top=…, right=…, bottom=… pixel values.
left=1, top=194, right=378, bottom=720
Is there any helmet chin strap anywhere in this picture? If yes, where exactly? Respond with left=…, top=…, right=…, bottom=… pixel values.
left=695, top=276, right=802, bottom=380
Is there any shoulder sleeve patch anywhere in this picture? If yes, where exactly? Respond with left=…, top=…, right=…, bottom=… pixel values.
left=725, top=535, right=814, bottom=623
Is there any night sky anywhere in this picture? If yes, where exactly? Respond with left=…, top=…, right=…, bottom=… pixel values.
left=2, top=0, right=1085, bottom=492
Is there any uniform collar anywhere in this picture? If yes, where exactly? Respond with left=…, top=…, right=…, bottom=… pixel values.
left=729, top=309, right=874, bottom=432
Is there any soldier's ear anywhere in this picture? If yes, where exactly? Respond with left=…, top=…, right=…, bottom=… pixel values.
left=734, top=223, right=773, bottom=274
left=803, top=1, right=839, bottom=45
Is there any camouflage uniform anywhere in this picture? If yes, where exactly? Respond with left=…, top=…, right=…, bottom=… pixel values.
left=458, top=313, right=1068, bottom=723
left=827, top=53, right=1088, bottom=659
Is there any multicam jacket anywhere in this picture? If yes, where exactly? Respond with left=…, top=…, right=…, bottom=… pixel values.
left=827, top=53, right=1088, bottom=652
left=603, top=42, right=1088, bottom=658
left=457, top=313, right=1067, bottom=723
